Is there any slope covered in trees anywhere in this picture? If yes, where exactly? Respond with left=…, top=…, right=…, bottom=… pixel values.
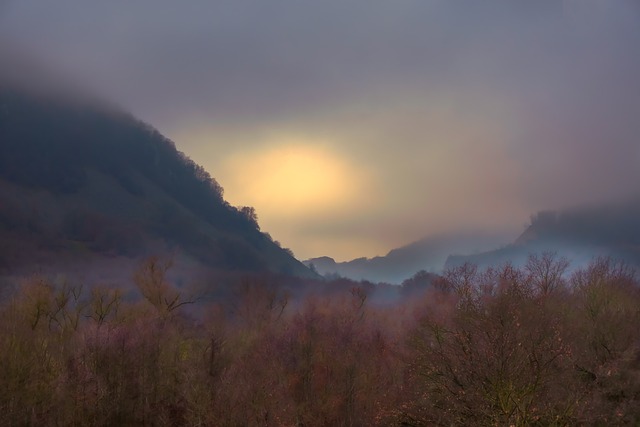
left=0, top=77, right=314, bottom=280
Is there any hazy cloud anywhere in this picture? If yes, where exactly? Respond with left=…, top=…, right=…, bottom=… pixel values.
left=2, top=0, right=639, bottom=259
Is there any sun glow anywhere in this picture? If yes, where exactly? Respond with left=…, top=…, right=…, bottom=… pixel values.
left=221, top=138, right=368, bottom=217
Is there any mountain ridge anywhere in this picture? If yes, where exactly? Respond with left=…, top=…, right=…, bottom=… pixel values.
left=0, top=75, right=316, bottom=283
left=446, top=198, right=640, bottom=270
left=304, top=231, right=508, bottom=283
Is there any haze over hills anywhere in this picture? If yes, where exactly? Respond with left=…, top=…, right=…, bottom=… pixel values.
left=0, top=70, right=316, bottom=284
left=2, top=56, right=640, bottom=289
left=307, top=197, right=640, bottom=284
left=446, top=198, right=640, bottom=270
left=2, top=4, right=640, bottom=425
left=304, top=232, right=509, bottom=284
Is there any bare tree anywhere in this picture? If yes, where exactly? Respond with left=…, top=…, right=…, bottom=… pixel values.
left=526, top=252, right=569, bottom=296
left=133, top=255, right=198, bottom=319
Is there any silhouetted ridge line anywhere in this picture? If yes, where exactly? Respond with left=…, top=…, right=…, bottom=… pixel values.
left=0, top=79, right=316, bottom=279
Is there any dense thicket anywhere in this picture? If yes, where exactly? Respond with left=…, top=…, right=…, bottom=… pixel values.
left=1, top=254, right=639, bottom=426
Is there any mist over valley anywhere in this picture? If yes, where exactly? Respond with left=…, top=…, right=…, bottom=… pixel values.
left=1, top=1, right=640, bottom=425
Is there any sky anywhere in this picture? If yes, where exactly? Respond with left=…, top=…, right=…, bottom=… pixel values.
left=1, top=0, right=639, bottom=261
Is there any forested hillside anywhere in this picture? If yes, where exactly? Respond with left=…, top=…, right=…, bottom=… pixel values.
left=0, top=79, right=315, bottom=280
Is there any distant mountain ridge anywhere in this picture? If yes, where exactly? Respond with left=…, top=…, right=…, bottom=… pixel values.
left=446, top=198, right=640, bottom=270
left=307, top=197, right=640, bottom=283
left=305, top=232, right=508, bottom=284
left=0, top=73, right=316, bottom=282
